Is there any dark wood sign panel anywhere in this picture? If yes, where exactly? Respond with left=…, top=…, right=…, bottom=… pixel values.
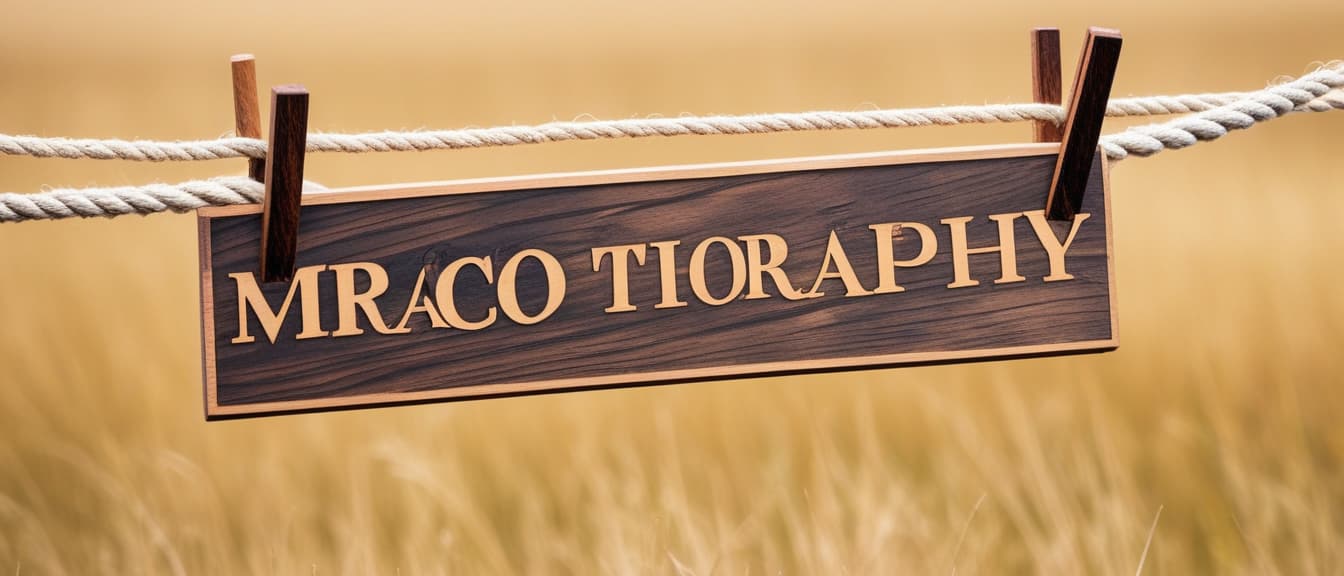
left=198, top=144, right=1115, bottom=419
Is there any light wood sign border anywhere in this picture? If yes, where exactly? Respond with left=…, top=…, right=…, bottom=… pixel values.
left=198, top=143, right=1116, bottom=419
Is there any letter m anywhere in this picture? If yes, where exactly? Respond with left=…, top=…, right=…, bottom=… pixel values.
left=229, top=265, right=328, bottom=344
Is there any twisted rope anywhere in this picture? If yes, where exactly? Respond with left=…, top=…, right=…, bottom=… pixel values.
left=0, top=178, right=261, bottom=222
left=1, top=64, right=1341, bottom=222
left=1, top=81, right=1337, bottom=162
left=2, top=105, right=1067, bottom=161
left=1100, top=66, right=1344, bottom=159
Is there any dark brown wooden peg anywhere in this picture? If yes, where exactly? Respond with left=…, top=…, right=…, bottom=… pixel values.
left=1045, top=27, right=1122, bottom=221
left=1030, top=28, right=1063, bottom=142
left=259, top=85, right=309, bottom=283
left=230, top=54, right=266, bottom=182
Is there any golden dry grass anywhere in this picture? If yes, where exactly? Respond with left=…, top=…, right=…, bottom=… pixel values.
left=2, top=0, right=1344, bottom=574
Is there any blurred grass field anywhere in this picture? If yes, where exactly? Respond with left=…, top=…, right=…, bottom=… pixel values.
left=2, top=0, right=1344, bottom=573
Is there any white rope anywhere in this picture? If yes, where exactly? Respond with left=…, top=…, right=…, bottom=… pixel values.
left=1, top=106, right=1067, bottom=161
left=291, top=89, right=1331, bottom=153
left=0, top=65, right=1337, bottom=163
left=1099, top=67, right=1343, bottom=159
left=0, top=178, right=261, bottom=222
left=0, top=93, right=1320, bottom=161
left=309, top=104, right=1058, bottom=154
left=0, top=136, right=265, bottom=162
left=0, top=91, right=1333, bottom=162
left=1, top=64, right=1341, bottom=222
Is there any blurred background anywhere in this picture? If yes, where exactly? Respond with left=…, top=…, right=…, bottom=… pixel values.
left=2, top=0, right=1343, bottom=573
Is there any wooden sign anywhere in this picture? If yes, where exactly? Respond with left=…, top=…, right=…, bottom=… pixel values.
left=198, top=144, right=1115, bottom=419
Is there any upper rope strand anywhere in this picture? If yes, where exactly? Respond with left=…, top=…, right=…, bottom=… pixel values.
left=0, top=62, right=1339, bottom=163
left=1, top=62, right=1341, bottom=223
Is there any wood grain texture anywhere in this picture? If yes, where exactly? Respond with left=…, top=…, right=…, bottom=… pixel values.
left=230, top=54, right=265, bottom=182
left=1031, top=28, right=1063, bottom=143
left=259, top=85, right=308, bottom=283
left=1046, top=27, right=1122, bottom=220
left=199, top=146, right=1115, bottom=419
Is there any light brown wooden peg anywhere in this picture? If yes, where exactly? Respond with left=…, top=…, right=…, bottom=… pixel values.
left=231, top=54, right=265, bottom=182
left=1031, top=28, right=1063, bottom=142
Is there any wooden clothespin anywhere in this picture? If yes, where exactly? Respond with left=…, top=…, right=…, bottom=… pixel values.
left=259, top=85, right=309, bottom=283
left=1044, top=27, right=1122, bottom=221
left=230, top=54, right=265, bottom=182
left=1030, top=28, right=1063, bottom=143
